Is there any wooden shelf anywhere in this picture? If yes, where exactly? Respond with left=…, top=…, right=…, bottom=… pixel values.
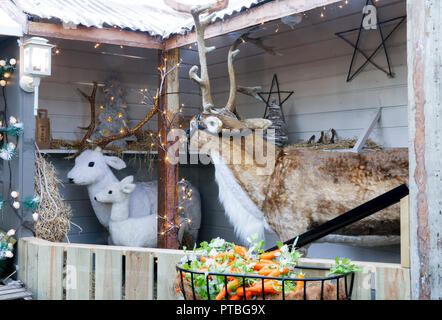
left=39, top=149, right=156, bottom=155
left=38, top=149, right=205, bottom=156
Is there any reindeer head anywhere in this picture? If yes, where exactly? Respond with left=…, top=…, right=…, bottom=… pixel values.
left=94, top=176, right=136, bottom=204
left=187, top=5, right=272, bottom=152
left=67, top=147, right=126, bottom=185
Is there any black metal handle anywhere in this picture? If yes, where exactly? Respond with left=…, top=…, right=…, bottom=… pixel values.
left=267, top=184, right=409, bottom=251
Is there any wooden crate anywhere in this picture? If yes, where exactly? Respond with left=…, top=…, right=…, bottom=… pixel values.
left=17, top=237, right=410, bottom=300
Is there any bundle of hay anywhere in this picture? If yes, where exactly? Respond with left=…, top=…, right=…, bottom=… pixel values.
left=34, top=152, right=72, bottom=242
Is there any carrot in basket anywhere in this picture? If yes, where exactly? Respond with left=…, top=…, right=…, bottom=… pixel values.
left=253, top=260, right=279, bottom=271
left=214, top=251, right=235, bottom=260
left=215, top=279, right=240, bottom=300
left=295, top=274, right=305, bottom=291
left=200, top=256, right=207, bottom=263
left=253, top=261, right=273, bottom=271
left=236, top=286, right=254, bottom=298
left=233, top=245, right=248, bottom=258
left=258, top=268, right=274, bottom=276
left=215, top=287, right=227, bottom=300
left=266, top=269, right=281, bottom=278
left=259, top=259, right=280, bottom=265
left=229, top=294, right=241, bottom=300
left=248, top=280, right=282, bottom=295
left=280, top=268, right=290, bottom=274
left=259, top=249, right=281, bottom=260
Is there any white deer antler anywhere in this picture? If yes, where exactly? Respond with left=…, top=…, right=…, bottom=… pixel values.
left=189, top=5, right=217, bottom=110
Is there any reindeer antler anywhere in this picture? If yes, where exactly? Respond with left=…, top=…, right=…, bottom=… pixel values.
left=225, top=32, right=279, bottom=114
left=189, top=5, right=217, bottom=110
left=70, top=87, right=159, bottom=158
left=71, top=82, right=98, bottom=158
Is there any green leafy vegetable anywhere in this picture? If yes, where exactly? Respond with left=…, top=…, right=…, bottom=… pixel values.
left=327, top=257, right=360, bottom=276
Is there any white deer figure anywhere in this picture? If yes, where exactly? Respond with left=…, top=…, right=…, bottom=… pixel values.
left=185, top=4, right=408, bottom=246
left=67, top=148, right=201, bottom=245
left=94, top=176, right=158, bottom=247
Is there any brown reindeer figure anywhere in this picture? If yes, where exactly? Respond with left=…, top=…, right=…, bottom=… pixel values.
left=186, top=4, right=409, bottom=245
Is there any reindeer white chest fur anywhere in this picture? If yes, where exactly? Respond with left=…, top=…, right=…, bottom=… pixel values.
left=210, top=151, right=270, bottom=241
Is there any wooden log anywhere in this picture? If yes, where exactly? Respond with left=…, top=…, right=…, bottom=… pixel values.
left=125, top=251, right=154, bottom=300
left=94, top=248, right=122, bottom=300
left=66, top=247, right=92, bottom=300
left=407, top=0, right=442, bottom=299
left=157, top=48, right=180, bottom=249
left=37, top=245, right=64, bottom=300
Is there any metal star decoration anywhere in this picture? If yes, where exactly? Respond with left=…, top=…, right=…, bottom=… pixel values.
left=335, top=0, right=406, bottom=82
left=257, top=74, right=294, bottom=121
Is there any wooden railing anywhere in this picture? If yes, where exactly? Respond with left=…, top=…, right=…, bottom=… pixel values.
left=17, top=237, right=411, bottom=300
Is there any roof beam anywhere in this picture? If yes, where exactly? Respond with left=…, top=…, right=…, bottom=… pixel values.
left=27, top=22, right=164, bottom=50
left=164, top=0, right=341, bottom=50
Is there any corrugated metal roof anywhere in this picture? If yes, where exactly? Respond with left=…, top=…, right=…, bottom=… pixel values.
left=13, top=0, right=266, bottom=38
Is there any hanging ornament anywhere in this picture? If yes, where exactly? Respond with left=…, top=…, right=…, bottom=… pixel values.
left=2, top=118, right=24, bottom=137
left=0, top=142, right=16, bottom=160
left=12, top=201, right=20, bottom=209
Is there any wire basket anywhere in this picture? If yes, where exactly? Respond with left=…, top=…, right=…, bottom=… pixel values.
left=176, top=263, right=355, bottom=300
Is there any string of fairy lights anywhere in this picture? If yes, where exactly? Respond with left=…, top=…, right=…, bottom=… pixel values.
left=0, top=57, right=42, bottom=238
left=137, top=56, right=194, bottom=241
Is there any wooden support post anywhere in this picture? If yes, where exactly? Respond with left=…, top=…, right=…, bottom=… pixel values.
left=400, top=195, right=410, bottom=268
left=157, top=48, right=180, bottom=249
left=407, top=0, right=442, bottom=300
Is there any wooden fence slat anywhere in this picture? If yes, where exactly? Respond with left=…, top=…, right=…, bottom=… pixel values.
left=17, top=238, right=28, bottom=285
left=37, top=245, right=64, bottom=300
left=95, top=248, right=122, bottom=300
left=375, top=266, right=411, bottom=300
left=400, top=195, right=410, bottom=268
left=125, top=251, right=154, bottom=300
left=26, top=242, right=39, bottom=299
left=66, top=247, right=92, bottom=300
left=156, top=251, right=183, bottom=300
left=351, top=263, right=374, bottom=300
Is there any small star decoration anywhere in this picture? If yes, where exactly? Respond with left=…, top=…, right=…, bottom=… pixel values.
left=335, top=0, right=406, bottom=82
left=257, top=74, right=294, bottom=121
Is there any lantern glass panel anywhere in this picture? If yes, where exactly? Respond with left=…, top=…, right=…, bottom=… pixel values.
left=23, top=46, right=31, bottom=74
left=31, top=47, right=50, bottom=74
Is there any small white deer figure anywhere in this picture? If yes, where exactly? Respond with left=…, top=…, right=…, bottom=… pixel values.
left=68, top=148, right=201, bottom=246
left=94, top=176, right=157, bottom=247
